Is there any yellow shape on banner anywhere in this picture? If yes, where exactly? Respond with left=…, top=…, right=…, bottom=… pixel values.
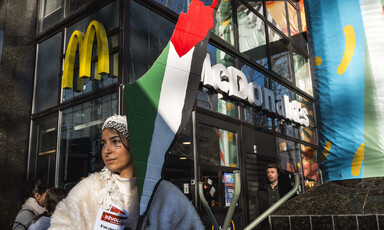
left=227, top=132, right=234, bottom=141
left=222, top=19, right=230, bottom=27
left=314, top=57, right=322, bottom=66
left=226, top=102, right=234, bottom=111
left=351, top=143, right=364, bottom=177
left=337, top=25, right=355, bottom=75
left=320, top=140, right=331, bottom=162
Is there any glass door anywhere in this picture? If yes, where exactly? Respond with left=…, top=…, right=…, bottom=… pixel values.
left=195, top=112, right=242, bottom=230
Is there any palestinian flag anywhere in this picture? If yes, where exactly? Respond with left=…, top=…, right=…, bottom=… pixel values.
left=125, top=0, right=219, bottom=215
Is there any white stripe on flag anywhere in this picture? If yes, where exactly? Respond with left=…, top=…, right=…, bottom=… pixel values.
left=140, top=42, right=195, bottom=214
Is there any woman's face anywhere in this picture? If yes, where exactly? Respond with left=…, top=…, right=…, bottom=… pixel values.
left=101, top=128, right=134, bottom=178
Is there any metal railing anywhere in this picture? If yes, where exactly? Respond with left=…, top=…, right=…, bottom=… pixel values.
left=199, top=172, right=300, bottom=230
left=198, top=170, right=241, bottom=230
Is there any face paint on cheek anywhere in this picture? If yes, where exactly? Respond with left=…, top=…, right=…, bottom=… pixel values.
left=116, top=145, right=121, bottom=150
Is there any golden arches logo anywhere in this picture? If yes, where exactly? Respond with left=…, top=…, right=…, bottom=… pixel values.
left=212, top=220, right=235, bottom=230
left=62, top=20, right=109, bottom=92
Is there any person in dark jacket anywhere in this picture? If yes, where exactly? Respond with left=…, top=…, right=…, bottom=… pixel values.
left=256, top=164, right=293, bottom=230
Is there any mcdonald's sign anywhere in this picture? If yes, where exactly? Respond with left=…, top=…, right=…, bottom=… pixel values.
left=62, top=20, right=109, bottom=92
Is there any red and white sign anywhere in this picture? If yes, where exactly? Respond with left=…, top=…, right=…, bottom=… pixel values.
left=93, top=204, right=129, bottom=230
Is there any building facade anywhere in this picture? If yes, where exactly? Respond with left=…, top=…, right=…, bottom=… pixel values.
left=1, top=0, right=319, bottom=228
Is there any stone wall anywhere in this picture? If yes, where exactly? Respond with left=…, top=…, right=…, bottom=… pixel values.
left=0, top=0, right=37, bottom=228
left=269, top=178, right=384, bottom=229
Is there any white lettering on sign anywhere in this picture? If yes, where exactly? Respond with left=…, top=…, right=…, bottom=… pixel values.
left=201, top=54, right=310, bottom=127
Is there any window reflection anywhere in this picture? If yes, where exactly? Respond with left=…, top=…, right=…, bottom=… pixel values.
left=130, top=0, right=175, bottom=81
left=198, top=124, right=238, bottom=168
left=163, top=119, right=195, bottom=203
left=268, top=27, right=291, bottom=80
left=201, top=171, right=220, bottom=207
left=299, top=0, right=307, bottom=32
left=293, top=51, right=313, bottom=96
left=237, top=2, right=268, bottom=68
left=59, top=93, right=117, bottom=189
left=301, top=145, right=319, bottom=190
left=265, top=1, right=288, bottom=36
left=277, top=137, right=300, bottom=174
left=240, top=62, right=271, bottom=129
left=29, top=114, right=58, bottom=186
left=297, top=96, right=317, bottom=144
left=242, top=103, right=271, bottom=129
left=38, top=0, right=62, bottom=32
left=155, top=0, right=214, bottom=14
left=34, top=33, right=62, bottom=113
left=66, top=0, right=96, bottom=16
left=197, top=44, right=239, bottom=118
left=240, top=61, right=266, bottom=87
left=287, top=2, right=300, bottom=36
left=62, top=1, right=119, bottom=101
left=215, top=0, right=235, bottom=46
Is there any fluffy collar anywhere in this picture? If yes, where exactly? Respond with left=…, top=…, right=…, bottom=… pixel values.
left=25, top=197, right=46, bottom=215
left=98, top=166, right=127, bottom=210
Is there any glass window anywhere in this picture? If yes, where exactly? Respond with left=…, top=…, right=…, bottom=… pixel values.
left=38, top=0, right=63, bottom=32
left=62, top=1, right=119, bottom=101
left=66, top=0, right=96, bottom=16
left=33, top=33, right=62, bottom=113
left=299, top=0, right=306, bottom=32
left=300, top=145, right=319, bottom=190
left=215, top=0, right=235, bottom=47
left=243, top=0, right=264, bottom=15
left=200, top=170, right=240, bottom=209
left=163, top=119, right=194, bottom=202
left=208, top=42, right=236, bottom=67
left=201, top=170, right=220, bottom=207
left=62, top=49, right=119, bottom=101
left=293, top=51, right=313, bottom=96
left=268, top=27, right=291, bottom=81
left=240, top=61, right=266, bottom=88
left=287, top=2, right=300, bottom=36
left=265, top=1, right=288, bottom=36
left=237, top=3, right=268, bottom=68
left=197, top=87, right=240, bottom=118
left=242, top=103, right=272, bottom=129
left=155, top=0, right=190, bottom=14
left=155, top=0, right=215, bottom=14
left=273, top=81, right=301, bottom=138
left=197, top=44, right=239, bottom=118
left=240, top=62, right=271, bottom=128
left=65, top=0, right=119, bottom=46
left=29, top=113, right=58, bottom=186
left=58, top=93, right=117, bottom=189
left=130, top=0, right=175, bottom=81
left=276, top=137, right=300, bottom=174
left=198, top=124, right=238, bottom=168
left=297, top=96, right=317, bottom=144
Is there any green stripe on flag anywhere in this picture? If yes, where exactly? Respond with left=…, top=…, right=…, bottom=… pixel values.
left=125, top=42, right=170, bottom=197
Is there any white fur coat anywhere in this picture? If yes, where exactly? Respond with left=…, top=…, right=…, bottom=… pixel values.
left=49, top=169, right=204, bottom=230
left=49, top=167, right=139, bottom=230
